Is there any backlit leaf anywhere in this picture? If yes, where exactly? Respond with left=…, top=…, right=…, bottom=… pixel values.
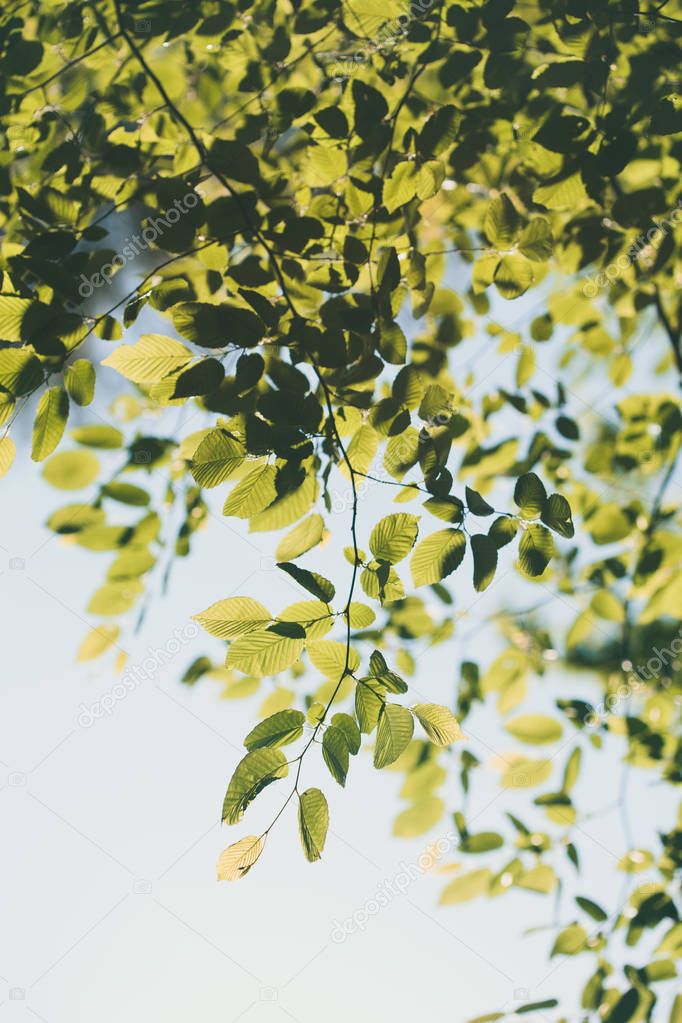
left=217, top=835, right=264, bottom=880
left=298, top=788, right=329, bottom=861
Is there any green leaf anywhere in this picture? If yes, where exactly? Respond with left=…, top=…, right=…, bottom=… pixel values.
left=0, top=349, right=43, bottom=395
left=367, top=649, right=407, bottom=693
left=0, top=389, right=14, bottom=426
left=222, top=749, right=288, bottom=824
left=374, top=704, right=414, bottom=769
left=355, top=679, right=385, bottom=734
left=87, top=580, right=143, bottom=615
left=71, top=425, right=123, bottom=449
left=551, top=923, right=587, bottom=956
left=227, top=629, right=304, bottom=677
left=465, top=486, right=494, bottom=516
left=190, top=429, right=245, bottom=488
left=393, top=796, right=445, bottom=837
left=586, top=504, right=631, bottom=545
left=383, top=161, right=418, bottom=213
left=347, top=602, right=376, bottom=628
left=275, top=513, right=325, bottom=561
left=307, top=640, right=360, bottom=677
left=341, top=424, right=378, bottom=478
left=489, top=516, right=518, bottom=548
left=418, top=104, right=461, bottom=156
left=369, top=512, right=419, bottom=564
left=575, top=896, right=608, bottom=922
left=542, top=493, right=575, bottom=538
left=172, top=358, right=224, bottom=398
left=108, top=547, right=155, bottom=580
left=411, top=528, right=466, bottom=586
left=244, top=709, right=305, bottom=750
left=533, top=172, right=588, bottom=210
left=505, top=714, right=563, bottom=745
left=519, top=524, right=554, bottom=577
left=223, top=464, right=277, bottom=518
left=276, top=563, right=336, bottom=602
left=298, top=788, right=329, bottom=861
left=516, top=863, right=557, bottom=894
left=413, top=704, right=463, bottom=745
left=369, top=649, right=388, bottom=675
left=278, top=600, right=333, bottom=640
left=0, top=296, right=36, bottom=342
left=518, top=218, right=553, bottom=262
left=561, top=747, right=582, bottom=792
left=102, top=482, right=150, bottom=506
left=514, top=472, right=547, bottom=519
left=64, top=359, right=96, bottom=406
left=31, top=387, right=69, bottom=461
left=516, top=1000, right=559, bottom=1015
left=484, top=194, right=520, bottom=247
left=43, top=450, right=99, bottom=490
left=172, top=302, right=265, bottom=348
left=461, top=832, right=505, bottom=854
left=423, top=496, right=464, bottom=524
left=439, top=868, right=491, bottom=905
left=47, top=504, right=104, bottom=533
left=194, top=597, right=272, bottom=639
left=217, top=835, right=264, bottom=880
left=502, top=757, right=553, bottom=788
left=322, top=725, right=349, bottom=786
left=0, top=436, right=15, bottom=479
left=77, top=625, right=120, bottom=662
left=331, top=713, right=361, bottom=754
left=471, top=533, right=498, bottom=592
left=101, top=334, right=192, bottom=383
left=494, top=254, right=534, bottom=299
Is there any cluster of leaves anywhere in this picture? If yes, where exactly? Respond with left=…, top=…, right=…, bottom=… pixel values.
left=1, top=0, right=682, bottom=1019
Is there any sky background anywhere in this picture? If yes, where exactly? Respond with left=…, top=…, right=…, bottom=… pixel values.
left=1, top=223, right=680, bottom=1023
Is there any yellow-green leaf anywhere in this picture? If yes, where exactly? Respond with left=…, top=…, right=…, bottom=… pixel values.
left=223, top=464, right=277, bottom=518
left=374, top=704, right=414, bottom=768
left=77, top=625, right=120, bottom=662
left=191, top=429, right=245, bottom=488
left=244, top=709, right=305, bottom=750
left=369, top=512, right=419, bottom=564
left=439, top=868, right=492, bottom=905
left=307, top=639, right=360, bottom=677
left=227, top=630, right=304, bottom=677
left=217, top=835, right=264, bottom=880
left=31, top=387, right=69, bottom=461
left=64, top=359, right=96, bottom=406
left=298, top=788, right=329, bottom=861
left=275, top=513, right=325, bottom=562
left=193, top=597, right=272, bottom=639
left=411, top=528, right=465, bottom=586
left=413, top=703, right=463, bottom=745
left=0, top=435, right=16, bottom=479
left=505, top=714, right=563, bottom=745
left=101, top=334, right=192, bottom=383
left=222, top=749, right=288, bottom=824
left=43, top=449, right=100, bottom=490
